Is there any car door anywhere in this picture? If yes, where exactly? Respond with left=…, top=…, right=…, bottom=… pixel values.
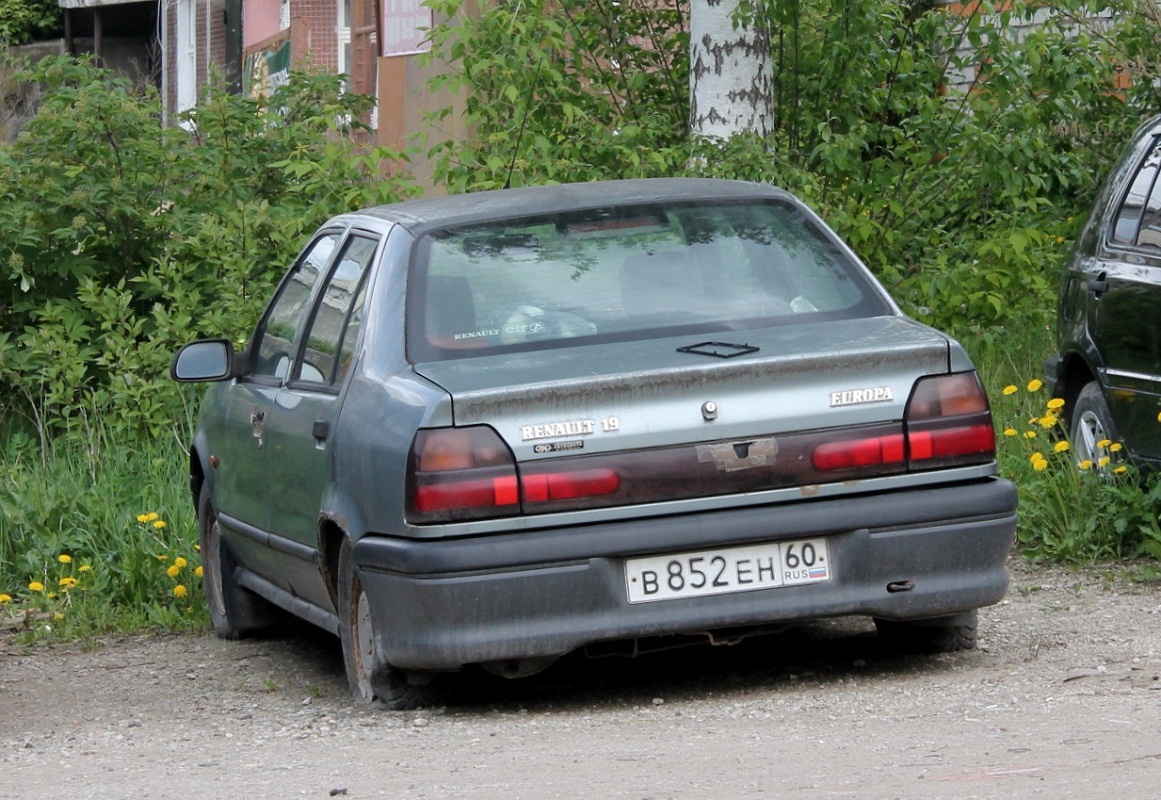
left=262, top=229, right=382, bottom=610
left=214, top=229, right=343, bottom=588
left=1090, top=135, right=1161, bottom=458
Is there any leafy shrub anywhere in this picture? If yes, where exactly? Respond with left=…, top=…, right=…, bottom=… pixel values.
left=0, top=56, right=417, bottom=440
left=0, top=0, right=63, bottom=46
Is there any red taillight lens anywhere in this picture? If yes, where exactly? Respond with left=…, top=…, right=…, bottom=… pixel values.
left=522, top=468, right=620, bottom=503
left=812, top=434, right=905, bottom=471
left=407, top=427, right=519, bottom=523
left=905, top=373, right=995, bottom=468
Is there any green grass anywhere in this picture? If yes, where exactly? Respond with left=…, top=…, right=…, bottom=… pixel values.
left=0, top=420, right=208, bottom=642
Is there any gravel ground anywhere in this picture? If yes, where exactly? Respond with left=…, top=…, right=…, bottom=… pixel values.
left=3, top=557, right=1161, bottom=800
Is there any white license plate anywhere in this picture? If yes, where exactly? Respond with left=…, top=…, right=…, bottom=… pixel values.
left=625, top=538, right=831, bottom=604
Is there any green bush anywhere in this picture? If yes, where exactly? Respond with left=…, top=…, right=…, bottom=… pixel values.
left=0, top=0, right=63, bottom=45
left=0, top=56, right=417, bottom=440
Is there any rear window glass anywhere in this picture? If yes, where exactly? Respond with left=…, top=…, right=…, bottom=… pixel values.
left=407, top=199, right=890, bottom=362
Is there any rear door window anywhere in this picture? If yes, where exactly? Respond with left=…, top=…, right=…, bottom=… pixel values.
left=1112, top=140, right=1161, bottom=247
left=250, top=232, right=341, bottom=381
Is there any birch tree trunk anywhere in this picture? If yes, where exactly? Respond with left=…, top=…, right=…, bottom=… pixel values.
left=689, top=0, right=774, bottom=139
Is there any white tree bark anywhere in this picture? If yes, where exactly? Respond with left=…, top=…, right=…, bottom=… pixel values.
left=689, top=0, right=773, bottom=139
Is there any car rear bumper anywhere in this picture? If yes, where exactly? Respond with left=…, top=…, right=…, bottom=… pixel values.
left=353, top=478, right=1017, bottom=671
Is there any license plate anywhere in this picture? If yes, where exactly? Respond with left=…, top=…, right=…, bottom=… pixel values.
left=625, top=538, right=830, bottom=604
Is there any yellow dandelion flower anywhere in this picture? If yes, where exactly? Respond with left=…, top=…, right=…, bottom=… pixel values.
left=1032, top=458, right=1048, bottom=471
left=1109, top=443, right=1123, bottom=453
left=1038, top=415, right=1058, bottom=429
left=166, top=564, right=181, bottom=579
left=1097, top=439, right=1112, bottom=449
left=1003, top=428, right=1017, bottom=437
left=156, top=555, right=168, bottom=562
left=1027, top=379, right=1044, bottom=392
left=78, top=565, right=92, bottom=573
left=194, top=544, right=201, bottom=552
left=1024, top=430, right=1037, bottom=439
left=195, top=566, right=204, bottom=579
left=1157, top=411, right=1161, bottom=422
left=136, top=513, right=151, bottom=523
left=46, top=592, right=56, bottom=600
left=146, top=512, right=159, bottom=522
left=1054, top=441, right=1070, bottom=453
left=28, top=581, right=44, bottom=593
left=59, top=577, right=78, bottom=589
left=152, top=520, right=167, bottom=530
left=1029, top=453, right=1045, bottom=464
left=173, top=584, right=188, bottom=599
left=0, top=594, right=12, bottom=604
left=1047, top=398, right=1065, bottom=410
left=173, top=557, right=187, bottom=569
left=1114, top=465, right=1128, bottom=475
left=58, top=554, right=72, bottom=564
left=1079, top=460, right=1093, bottom=470
left=1002, top=385, right=1018, bottom=396
left=1098, top=456, right=1110, bottom=468
left=53, top=612, right=63, bottom=621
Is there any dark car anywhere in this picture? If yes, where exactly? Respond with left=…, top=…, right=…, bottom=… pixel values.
left=1047, top=115, right=1161, bottom=467
left=173, top=178, right=1017, bottom=708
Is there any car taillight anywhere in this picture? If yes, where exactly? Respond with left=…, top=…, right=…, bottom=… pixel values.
left=407, top=427, right=624, bottom=523
left=812, top=372, right=995, bottom=473
left=407, top=427, right=519, bottom=523
left=904, top=372, right=995, bottom=469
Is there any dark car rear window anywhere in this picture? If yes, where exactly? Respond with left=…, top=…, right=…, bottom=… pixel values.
left=406, top=199, right=891, bottom=362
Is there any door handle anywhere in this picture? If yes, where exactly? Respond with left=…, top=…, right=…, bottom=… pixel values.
left=1086, top=275, right=1109, bottom=296
left=249, top=407, right=266, bottom=448
left=312, top=420, right=330, bottom=442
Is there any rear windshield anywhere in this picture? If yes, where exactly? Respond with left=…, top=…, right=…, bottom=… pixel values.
left=407, top=199, right=891, bottom=362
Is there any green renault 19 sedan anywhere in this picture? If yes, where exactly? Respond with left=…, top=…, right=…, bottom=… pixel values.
left=172, top=178, right=1017, bottom=708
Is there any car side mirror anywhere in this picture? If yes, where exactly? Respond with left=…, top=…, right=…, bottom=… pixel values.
left=171, top=339, right=236, bottom=382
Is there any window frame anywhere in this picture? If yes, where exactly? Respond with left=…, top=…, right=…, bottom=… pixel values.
left=287, top=229, right=381, bottom=393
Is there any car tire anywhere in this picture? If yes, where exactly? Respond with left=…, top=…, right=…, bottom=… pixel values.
left=874, top=610, right=978, bottom=654
left=1070, top=382, right=1120, bottom=466
left=198, top=484, right=281, bottom=639
left=337, top=538, right=445, bottom=710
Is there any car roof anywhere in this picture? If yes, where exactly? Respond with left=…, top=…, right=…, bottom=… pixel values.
left=343, top=178, right=798, bottom=235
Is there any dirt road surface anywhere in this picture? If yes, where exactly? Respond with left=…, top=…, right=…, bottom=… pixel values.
left=4, top=558, right=1161, bottom=800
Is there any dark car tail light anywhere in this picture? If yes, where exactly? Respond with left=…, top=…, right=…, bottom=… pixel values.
left=408, top=427, right=519, bottom=523
left=811, top=372, right=994, bottom=473
left=904, top=373, right=995, bottom=469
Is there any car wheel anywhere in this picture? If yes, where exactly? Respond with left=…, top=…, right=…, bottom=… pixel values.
left=874, top=610, right=978, bottom=654
left=197, top=484, right=280, bottom=639
left=337, top=538, right=445, bottom=710
left=1070, top=382, right=1120, bottom=467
